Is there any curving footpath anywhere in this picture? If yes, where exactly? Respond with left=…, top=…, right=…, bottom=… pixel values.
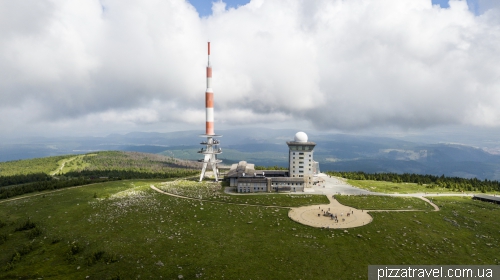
left=150, top=178, right=469, bottom=229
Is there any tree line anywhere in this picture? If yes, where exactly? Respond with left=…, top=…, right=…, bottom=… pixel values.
left=326, top=171, right=500, bottom=192
left=0, top=173, right=52, bottom=188
left=0, top=177, right=109, bottom=199
left=65, top=169, right=199, bottom=179
left=254, top=165, right=288, bottom=170
left=0, top=169, right=199, bottom=200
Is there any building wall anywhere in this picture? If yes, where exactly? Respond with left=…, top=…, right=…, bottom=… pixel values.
left=237, top=178, right=305, bottom=193
left=270, top=180, right=304, bottom=192
left=288, top=144, right=315, bottom=187
left=230, top=177, right=237, bottom=187
left=237, top=182, right=267, bottom=193
left=313, top=161, right=320, bottom=174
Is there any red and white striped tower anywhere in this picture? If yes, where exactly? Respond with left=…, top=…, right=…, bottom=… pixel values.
left=206, top=42, right=214, bottom=135
left=199, top=42, right=222, bottom=182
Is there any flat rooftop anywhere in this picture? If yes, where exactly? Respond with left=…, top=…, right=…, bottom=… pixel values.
left=473, top=194, right=500, bottom=203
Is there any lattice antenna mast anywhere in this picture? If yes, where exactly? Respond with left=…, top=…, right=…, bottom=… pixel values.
left=198, top=42, right=222, bottom=182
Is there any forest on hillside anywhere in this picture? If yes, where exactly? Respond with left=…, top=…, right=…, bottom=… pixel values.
left=0, top=151, right=200, bottom=199
left=74, top=151, right=202, bottom=172
left=326, top=171, right=500, bottom=192
left=0, top=156, right=69, bottom=176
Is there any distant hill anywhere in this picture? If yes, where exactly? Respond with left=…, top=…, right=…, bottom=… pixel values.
left=2, top=128, right=500, bottom=180
left=0, top=151, right=200, bottom=199
left=0, top=151, right=200, bottom=177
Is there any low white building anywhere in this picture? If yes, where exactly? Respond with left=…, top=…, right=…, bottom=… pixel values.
left=225, top=132, right=320, bottom=193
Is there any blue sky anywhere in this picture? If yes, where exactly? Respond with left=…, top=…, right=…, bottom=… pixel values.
left=188, top=0, right=485, bottom=17
left=188, top=0, right=251, bottom=17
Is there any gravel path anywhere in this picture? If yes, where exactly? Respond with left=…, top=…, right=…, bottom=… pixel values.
left=149, top=176, right=483, bottom=230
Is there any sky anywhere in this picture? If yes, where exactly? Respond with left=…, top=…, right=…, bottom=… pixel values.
left=1, top=0, right=500, bottom=141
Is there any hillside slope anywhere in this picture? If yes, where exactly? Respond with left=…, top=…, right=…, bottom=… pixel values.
left=0, top=151, right=200, bottom=199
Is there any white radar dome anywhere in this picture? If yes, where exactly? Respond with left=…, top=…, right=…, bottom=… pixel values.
left=294, top=131, right=308, bottom=143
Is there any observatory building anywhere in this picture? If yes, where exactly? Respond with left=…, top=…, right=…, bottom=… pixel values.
left=287, top=131, right=318, bottom=187
left=226, top=132, right=320, bottom=193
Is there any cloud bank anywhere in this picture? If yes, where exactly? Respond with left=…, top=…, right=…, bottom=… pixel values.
left=1, top=0, right=500, bottom=137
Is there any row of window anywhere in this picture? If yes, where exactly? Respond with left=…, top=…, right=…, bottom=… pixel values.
left=292, top=162, right=312, bottom=166
left=239, top=183, right=266, bottom=187
left=290, top=146, right=313, bottom=151
left=238, top=187, right=265, bottom=190
left=292, top=155, right=311, bottom=159
left=292, top=166, right=312, bottom=171
left=239, top=183, right=304, bottom=187
left=292, top=152, right=313, bottom=156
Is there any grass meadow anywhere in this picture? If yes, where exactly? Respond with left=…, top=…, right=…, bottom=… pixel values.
left=0, top=155, right=75, bottom=176
left=335, top=195, right=434, bottom=210
left=51, top=155, right=94, bottom=175
left=0, top=179, right=499, bottom=279
left=157, top=179, right=330, bottom=207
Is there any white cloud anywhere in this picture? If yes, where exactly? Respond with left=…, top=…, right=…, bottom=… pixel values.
left=1, top=0, right=500, bottom=138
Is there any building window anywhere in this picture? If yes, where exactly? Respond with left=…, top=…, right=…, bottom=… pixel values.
left=299, top=152, right=304, bottom=155
left=299, top=157, right=304, bottom=159
left=299, top=170, right=303, bottom=173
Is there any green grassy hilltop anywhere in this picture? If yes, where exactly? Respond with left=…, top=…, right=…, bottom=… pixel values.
left=0, top=153, right=499, bottom=279
left=0, top=151, right=199, bottom=199
left=1, top=179, right=499, bottom=279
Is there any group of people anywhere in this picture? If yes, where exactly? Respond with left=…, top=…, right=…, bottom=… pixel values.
left=317, top=207, right=354, bottom=223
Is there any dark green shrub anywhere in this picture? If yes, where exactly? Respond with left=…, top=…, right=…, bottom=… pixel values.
left=15, top=218, right=36, bottom=231
left=69, top=241, right=83, bottom=255
left=51, top=237, right=61, bottom=244
left=86, top=250, right=105, bottom=266
left=104, top=252, right=118, bottom=263
left=0, top=233, right=7, bottom=245
left=19, top=244, right=33, bottom=256
left=26, top=227, right=42, bottom=239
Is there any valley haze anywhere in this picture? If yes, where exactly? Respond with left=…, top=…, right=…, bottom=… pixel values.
left=2, top=128, right=500, bottom=181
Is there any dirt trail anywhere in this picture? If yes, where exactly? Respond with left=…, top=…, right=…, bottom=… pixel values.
left=50, top=156, right=78, bottom=175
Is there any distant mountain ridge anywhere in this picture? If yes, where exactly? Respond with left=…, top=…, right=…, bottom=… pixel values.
left=1, top=128, right=500, bottom=180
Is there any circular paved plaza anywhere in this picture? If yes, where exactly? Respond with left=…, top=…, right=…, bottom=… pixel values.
left=288, top=195, right=373, bottom=229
